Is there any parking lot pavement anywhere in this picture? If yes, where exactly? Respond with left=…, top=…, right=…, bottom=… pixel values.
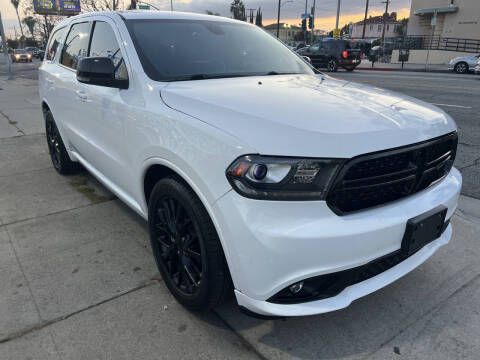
left=1, top=76, right=480, bottom=360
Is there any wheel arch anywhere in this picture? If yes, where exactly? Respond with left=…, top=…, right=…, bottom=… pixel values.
left=141, top=158, right=238, bottom=286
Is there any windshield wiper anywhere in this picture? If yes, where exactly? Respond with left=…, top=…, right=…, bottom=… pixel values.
left=264, top=71, right=303, bottom=76
left=167, top=73, right=254, bottom=82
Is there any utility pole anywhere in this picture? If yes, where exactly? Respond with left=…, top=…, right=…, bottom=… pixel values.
left=304, top=0, right=308, bottom=43
left=0, top=11, right=13, bottom=80
left=171, top=0, right=173, bottom=11
left=362, top=0, right=369, bottom=39
left=310, top=0, right=316, bottom=42
left=335, top=0, right=341, bottom=30
left=381, top=0, right=390, bottom=45
left=276, top=0, right=281, bottom=38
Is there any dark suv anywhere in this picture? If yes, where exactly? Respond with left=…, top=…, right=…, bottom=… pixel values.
left=298, top=39, right=362, bottom=72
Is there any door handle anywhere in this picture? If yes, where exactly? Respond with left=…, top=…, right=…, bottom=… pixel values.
left=75, top=90, right=89, bottom=101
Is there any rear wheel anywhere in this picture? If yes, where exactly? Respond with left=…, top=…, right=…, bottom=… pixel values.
left=454, top=62, right=468, bottom=74
left=327, top=59, right=338, bottom=72
left=148, top=177, right=232, bottom=311
left=45, top=111, right=80, bottom=174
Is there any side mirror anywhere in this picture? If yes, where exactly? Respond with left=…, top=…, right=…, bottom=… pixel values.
left=77, top=57, right=128, bottom=89
left=303, top=56, right=312, bottom=64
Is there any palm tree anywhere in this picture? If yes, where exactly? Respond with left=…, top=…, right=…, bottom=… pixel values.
left=22, top=16, right=37, bottom=38
left=10, top=0, right=25, bottom=37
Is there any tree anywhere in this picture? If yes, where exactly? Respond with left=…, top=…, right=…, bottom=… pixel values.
left=22, top=16, right=37, bottom=38
left=395, top=18, right=409, bottom=37
left=11, top=0, right=25, bottom=37
left=80, top=0, right=122, bottom=12
left=255, top=7, right=263, bottom=27
left=230, top=0, right=246, bottom=21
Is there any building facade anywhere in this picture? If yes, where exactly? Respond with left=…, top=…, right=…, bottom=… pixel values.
left=264, top=23, right=303, bottom=42
left=407, top=0, right=480, bottom=40
left=351, top=13, right=401, bottom=39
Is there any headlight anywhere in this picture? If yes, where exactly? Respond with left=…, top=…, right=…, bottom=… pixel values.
left=27, top=54, right=31, bottom=58
left=15, top=54, right=20, bottom=58
left=226, top=155, right=344, bottom=200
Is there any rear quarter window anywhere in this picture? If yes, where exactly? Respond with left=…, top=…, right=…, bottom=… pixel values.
left=46, top=27, right=66, bottom=61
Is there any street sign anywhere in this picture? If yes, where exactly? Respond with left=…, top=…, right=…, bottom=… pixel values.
left=301, top=13, right=310, bottom=19
left=333, top=28, right=340, bottom=39
left=139, top=4, right=150, bottom=9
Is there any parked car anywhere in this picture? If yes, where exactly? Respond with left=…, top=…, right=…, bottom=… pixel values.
left=298, top=39, right=361, bottom=71
left=39, top=11, right=461, bottom=317
left=474, top=57, right=480, bottom=75
left=38, top=49, right=45, bottom=60
left=11, top=49, right=32, bottom=62
left=25, top=46, right=40, bottom=58
left=448, top=54, right=480, bottom=73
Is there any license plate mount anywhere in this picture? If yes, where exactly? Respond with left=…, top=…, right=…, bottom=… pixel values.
left=401, top=205, right=447, bottom=257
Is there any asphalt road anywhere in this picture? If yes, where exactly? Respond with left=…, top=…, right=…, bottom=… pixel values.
left=2, top=61, right=478, bottom=198
left=332, top=70, right=480, bottom=199
left=0, top=57, right=41, bottom=80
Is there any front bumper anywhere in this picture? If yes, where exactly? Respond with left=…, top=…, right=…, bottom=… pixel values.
left=213, top=167, right=462, bottom=316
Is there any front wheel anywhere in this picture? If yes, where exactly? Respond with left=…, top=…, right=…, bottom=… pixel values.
left=454, top=62, right=468, bottom=74
left=148, top=177, right=232, bottom=311
left=327, top=59, right=338, bottom=72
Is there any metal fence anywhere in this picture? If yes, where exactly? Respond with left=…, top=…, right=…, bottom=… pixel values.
left=392, top=36, right=480, bottom=53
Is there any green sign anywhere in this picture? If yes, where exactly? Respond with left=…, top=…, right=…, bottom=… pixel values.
left=139, top=4, right=150, bottom=9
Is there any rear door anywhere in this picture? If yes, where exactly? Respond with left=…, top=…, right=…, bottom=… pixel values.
left=56, top=21, right=92, bottom=150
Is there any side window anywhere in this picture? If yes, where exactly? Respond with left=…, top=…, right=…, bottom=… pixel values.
left=89, top=21, right=128, bottom=80
left=46, top=27, right=65, bottom=61
left=60, top=22, right=90, bottom=70
left=309, top=44, right=320, bottom=52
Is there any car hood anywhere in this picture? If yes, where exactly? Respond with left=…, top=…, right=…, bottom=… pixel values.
left=160, top=74, right=456, bottom=158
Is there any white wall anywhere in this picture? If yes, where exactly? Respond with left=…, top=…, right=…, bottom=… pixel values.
left=391, top=49, right=477, bottom=64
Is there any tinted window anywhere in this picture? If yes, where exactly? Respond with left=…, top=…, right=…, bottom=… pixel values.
left=126, top=19, right=314, bottom=82
left=61, top=22, right=90, bottom=70
left=14, top=49, right=26, bottom=54
left=46, top=27, right=65, bottom=61
left=89, top=21, right=128, bottom=80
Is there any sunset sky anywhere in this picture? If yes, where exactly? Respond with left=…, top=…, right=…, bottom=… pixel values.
left=0, top=0, right=411, bottom=38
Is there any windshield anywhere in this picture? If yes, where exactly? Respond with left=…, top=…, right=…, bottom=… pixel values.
left=125, top=19, right=314, bottom=82
left=15, top=49, right=26, bottom=54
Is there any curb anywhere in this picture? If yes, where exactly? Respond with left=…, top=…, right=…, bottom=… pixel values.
left=354, top=66, right=451, bottom=74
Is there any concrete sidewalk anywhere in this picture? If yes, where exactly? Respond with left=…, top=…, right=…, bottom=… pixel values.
left=1, top=77, right=480, bottom=360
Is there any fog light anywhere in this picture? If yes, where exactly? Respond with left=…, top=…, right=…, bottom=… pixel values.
left=289, top=281, right=304, bottom=294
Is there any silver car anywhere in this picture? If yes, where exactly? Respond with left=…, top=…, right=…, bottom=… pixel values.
left=475, top=58, right=480, bottom=75
left=448, top=54, right=480, bottom=73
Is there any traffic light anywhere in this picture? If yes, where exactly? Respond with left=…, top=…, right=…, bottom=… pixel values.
left=308, top=16, right=313, bottom=29
left=301, top=19, right=306, bottom=31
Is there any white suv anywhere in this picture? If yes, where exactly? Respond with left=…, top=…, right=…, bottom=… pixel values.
left=39, top=11, right=462, bottom=317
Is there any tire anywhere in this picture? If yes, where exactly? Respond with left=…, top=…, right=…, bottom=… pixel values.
left=454, top=62, right=468, bottom=74
left=344, top=66, right=355, bottom=72
left=45, top=110, right=80, bottom=174
left=148, top=177, right=232, bottom=311
left=327, top=59, right=338, bottom=72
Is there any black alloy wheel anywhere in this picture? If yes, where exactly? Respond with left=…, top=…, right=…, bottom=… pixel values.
left=148, top=177, right=232, bottom=311
left=45, top=111, right=80, bottom=174
left=327, top=59, right=338, bottom=72
left=154, top=196, right=204, bottom=295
